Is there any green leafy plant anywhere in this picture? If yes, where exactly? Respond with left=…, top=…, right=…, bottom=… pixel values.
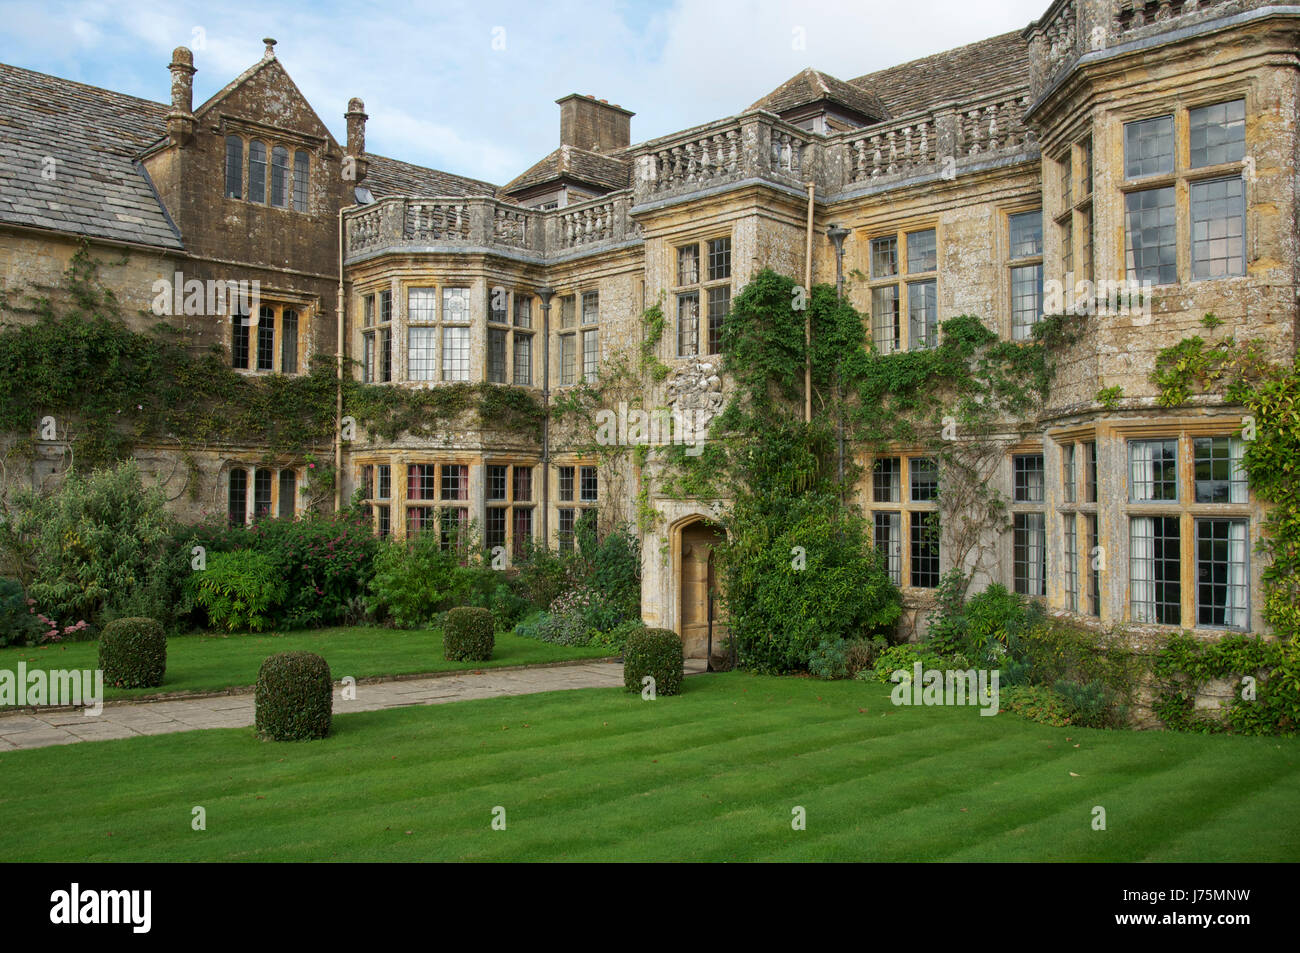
left=366, top=530, right=472, bottom=627
left=0, top=579, right=41, bottom=647
left=1000, top=685, right=1075, bottom=727
left=1095, top=385, right=1124, bottom=409
left=623, top=627, right=684, bottom=696
left=254, top=651, right=332, bottom=741
left=443, top=606, right=494, bottom=662
left=190, top=550, right=286, bottom=632
left=97, top=616, right=167, bottom=689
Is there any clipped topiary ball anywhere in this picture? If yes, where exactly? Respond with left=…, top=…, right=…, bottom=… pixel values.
left=623, top=627, right=684, bottom=696
left=98, top=617, right=166, bottom=689
left=444, top=606, right=494, bottom=662
left=255, top=651, right=332, bottom=741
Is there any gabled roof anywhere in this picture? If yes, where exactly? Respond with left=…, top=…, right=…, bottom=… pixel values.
left=848, top=30, right=1030, bottom=118
left=501, top=144, right=630, bottom=197
left=0, top=62, right=182, bottom=250
left=750, top=67, right=889, bottom=122
left=364, top=153, right=497, bottom=198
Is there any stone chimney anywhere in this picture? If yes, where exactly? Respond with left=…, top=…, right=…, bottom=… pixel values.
left=167, top=47, right=196, bottom=145
left=556, top=94, right=634, bottom=153
left=345, top=97, right=369, bottom=182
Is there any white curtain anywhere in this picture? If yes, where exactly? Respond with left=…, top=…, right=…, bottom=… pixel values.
left=1229, top=437, right=1248, bottom=503
left=1027, top=465, right=1044, bottom=503
left=1226, top=520, right=1248, bottom=628
left=1130, top=441, right=1155, bottom=501
left=1131, top=517, right=1155, bottom=622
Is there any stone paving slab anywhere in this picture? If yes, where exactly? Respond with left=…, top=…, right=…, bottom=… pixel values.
left=0, top=660, right=636, bottom=751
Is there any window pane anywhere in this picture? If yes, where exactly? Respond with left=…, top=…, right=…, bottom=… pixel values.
left=278, top=470, right=296, bottom=519
left=408, top=327, right=437, bottom=381
left=513, top=333, right=532, bottom=385
left=1124, top=115, right=1174, bottom=178
left=677, top=245, right=699, bottom=285
left=707, top=286, right=729, bottom=354
left=558, top=507, right=575, bottom=552
left=292, top=150, right=309, bottom=212
left=362, top=332, right=374, bottom=383
left=363, top=294, right=374, bottom=328
left=870, top=237, right=897, bottom=279
left=1190, top=177, right=1245, bottom=279
left=1014, top=513, right=1046, bottom=596
left=1062, top=444, right=1076, bottom=503
left=910, top=511, right=940, bottom=588
left=907, top=230, right=936, bottom=273
left=1193, top=436, right=1247, bottom=503
left=1125, top=187, right=1177, bottom=285
left=1130, top=516, right=1181, bottom=625
left=873, top=512, right=902, bottom=585
left=1084, top=441, right=1097, bottom=503
left=1010, top=264, right=1043, bottom=339
left=443, top=287, right=470, bottom=323
left=489, top=287, right=508, bottom=323
left=380, top=290, right=392, bottom=324
left=408, top=287, right=437, bottom=323
left=1189, top=99, right=1245, bottom=169
left=270, top=145, right=289, bottom=207
left=581, top=291, right=599, bottom=325
left=224, top=136, right=243, bottom=199
left=513, top=294, right=531, bottom=329
left=560, top=334, right=576, bottom=386
left=708, top=237, right=732, bottom=281
left=1008, top=210, right=1043, bottom=258
left=487, top=465, right=507, bottom=501
left=227, top=467, right=247, bottom=526
left=253, top=468, right=273, bottom=519
left=488, top=327, right=507, bottom=383
left=871, top=285, right=899, bottom=353
left=377, top=465, right=391, bottom=500
left=441, top=464, right=468, bottom=501
left=1129, top=439, right=1179, bottom=501
left=872, top=457, right=900, bottom=503
left=485, top=508, right=506, bottom=549
left=512, top=508, right=533, bottom=557
left=513, top=466, right=533, bottom=502
left=1063, top=516, right=1079, bottom=612
left=561, top=295, right=576, bottom=329
left=442, top=326, right=469, bottom=381
left=907, top=280, right=937, bottom=350
left=407, top=463, right=436, bottom=501
left=1014, top=454, right=1045, bottom=503
left=248, top=141, right=266, bottom=204
left=231, top=310, right=250, bottom=369
left=1196, top=518, right=1248, bottom=628
left=1087, top=513, right=1100, bottom=616
left=558, top=466, right=574, bottom=502
left=580, top=466, right=598, bottom=502
left=910, top=457, right=938, bottom=501
left=677, top=292, right=699, bottom=357
left=379, top=328, right=391, bottom=382
left=256, top=305, right=275, bottom=371
left=582, top=329, right=599, bottom=380
left=281, top=309, right=298, bottom=373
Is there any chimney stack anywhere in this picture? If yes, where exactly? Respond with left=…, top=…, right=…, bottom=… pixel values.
left=167, top=47, right=196, bottom=144
left=345, top=97, right=369, bottom=182
left=556, top=94, right=634, bottom=153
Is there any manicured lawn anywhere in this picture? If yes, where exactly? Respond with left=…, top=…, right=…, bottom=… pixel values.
left=1, top=672, right=1297, bottom=861
left=0, top=627, right=612, bottom=702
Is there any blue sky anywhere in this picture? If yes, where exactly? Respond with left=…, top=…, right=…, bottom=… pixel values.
left=1, top=0, right=1049, bottom=185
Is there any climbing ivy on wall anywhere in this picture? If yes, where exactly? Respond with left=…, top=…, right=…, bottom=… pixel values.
left=0, top=246, right=543, bottom=482
left=1152, top=329, right=1300, bottom=642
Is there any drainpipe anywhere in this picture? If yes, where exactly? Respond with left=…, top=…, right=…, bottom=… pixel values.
left=537, top=286, right=556, bottom=548
left=335, top=206, right=348, bottom=512
left=804, top=182, right=815, bottom=424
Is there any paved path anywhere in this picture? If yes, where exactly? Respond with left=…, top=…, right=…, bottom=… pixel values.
left=0, top=659, right=706, bottom=751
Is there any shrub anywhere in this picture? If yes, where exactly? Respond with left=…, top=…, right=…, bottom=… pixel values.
left=255, top=652, right=332, bottom=741
left=1001, top=685, right=1075, bottom=727
left=845, top=636, right=889, bottom=678
left=98, top=617, right=166, bottom=689
left=0, top=579, right=41, bottom=647
left=513, top=539, right=580, bottom=611
left=537, top=608, right=596, bottom=647
left=719, top=487, right=901, bottom=673
left=0, top=461, right=188, bottom=630
left=581, top=525, right=642, bottom=632
left=512, top=609, right=550, bottom=641
left=190, top=549, right=286, bottom=632
left=591, top=618, right=647, bottom=653
left=809, top=638, right=850, bottom=679
left=866, top=643, right=950, bottom=684
left=623, top=627, right=684, bottom=696
left=927, top=574, right=1038, bottom=662
left=1055, top=678, right=1123, bottom=729
left=444, top=607, right=494, bottom=661
left=367, top=531, right=471, bottom=627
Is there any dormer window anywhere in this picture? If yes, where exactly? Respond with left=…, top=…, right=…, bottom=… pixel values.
left=224, top=133, right=311, bottom=213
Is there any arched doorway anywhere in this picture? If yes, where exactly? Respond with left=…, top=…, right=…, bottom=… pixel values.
left=678, top=519, right=728, bottom=664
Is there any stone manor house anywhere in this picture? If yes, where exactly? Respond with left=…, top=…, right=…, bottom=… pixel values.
left=1, top=1, right=1296, bottom=656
